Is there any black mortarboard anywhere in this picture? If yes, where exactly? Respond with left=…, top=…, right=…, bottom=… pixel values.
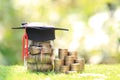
left=12, top=22, right=68, bottom=42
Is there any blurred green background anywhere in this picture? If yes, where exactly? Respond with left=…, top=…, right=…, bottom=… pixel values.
left=0, top=0, right=120, bottom=65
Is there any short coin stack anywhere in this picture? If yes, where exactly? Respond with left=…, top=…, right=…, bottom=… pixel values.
left=54, top=49, right=85, bottom=73
left=27, top=41, right=53, bottom=71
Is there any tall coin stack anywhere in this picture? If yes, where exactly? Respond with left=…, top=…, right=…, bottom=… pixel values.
left=54, top=49, right=85, bottom=73
left=27, top=40, right=53, bottom=72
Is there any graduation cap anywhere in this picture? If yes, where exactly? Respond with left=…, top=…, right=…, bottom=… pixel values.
left=12, top=22, right=68, bottom=59
left=12, top=22, right=68, bottom=42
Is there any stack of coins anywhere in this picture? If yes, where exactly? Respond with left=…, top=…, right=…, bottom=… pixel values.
left=68, top=51, right=78, bottom=60
left=59, top=49, right=68, bottom=60
left=75, top=58, right=85, bottom=72
left=65, top=56, right=74, bottom=66
left=54, top=58, right=64, bottom=72
left=71, top=63, right=80, bottom=72
left=27, top=40, right=54, bottom=72
left=54, top=49, right=85, bottom=73
left=60, top=65, right=69, bottom=73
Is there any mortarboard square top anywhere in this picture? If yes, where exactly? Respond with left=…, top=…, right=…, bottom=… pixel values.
left=12, top=22, right=68, bottom=42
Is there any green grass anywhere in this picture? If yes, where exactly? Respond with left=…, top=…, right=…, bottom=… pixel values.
left=0, top=64, right=120, bottom=80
